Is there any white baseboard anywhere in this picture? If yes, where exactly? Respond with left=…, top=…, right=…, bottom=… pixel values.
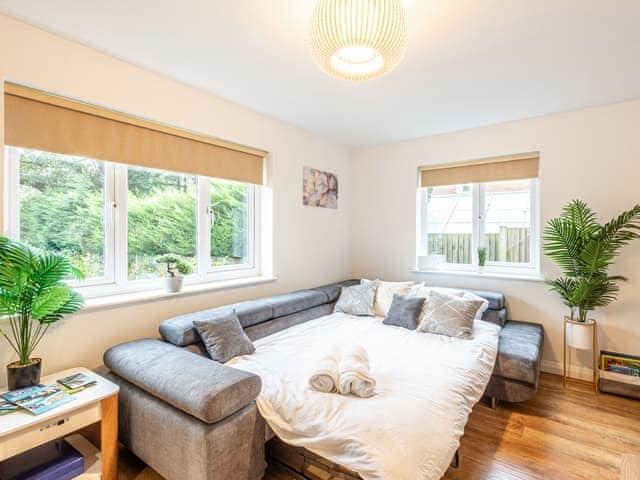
left=541, top=360, right=595, bottom=381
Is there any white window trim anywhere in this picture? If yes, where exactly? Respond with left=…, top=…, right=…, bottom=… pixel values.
left=4, top=147, right=262, bottom=299
left=417, top=178, right=540, bottom=278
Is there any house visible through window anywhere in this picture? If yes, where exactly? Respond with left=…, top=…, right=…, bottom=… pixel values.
left=418, top=154, right=539, bottom=276
left=5, top=146, right=260, bottom=295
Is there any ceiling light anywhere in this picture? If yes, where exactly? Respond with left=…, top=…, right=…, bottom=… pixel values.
left=310, top=0, right=408, bottom=82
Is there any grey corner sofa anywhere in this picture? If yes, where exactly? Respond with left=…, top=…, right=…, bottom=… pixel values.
left=103, top=280, right=543, bottom=480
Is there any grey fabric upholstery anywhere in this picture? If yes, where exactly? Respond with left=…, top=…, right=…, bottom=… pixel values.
left=109, top=373, right=265, bottom=480
left=484, top=374, right=538, bottom=403
left=383, top=293, right=425, bottom=330
left=194, top=310, right=256, bottom=363
left=160, top=300, right=273, bottom=346
left=482, top=308, right=508, bottom=327
left=264, top=290, right=328, bottom=318
left=104, top=339, right=261, bottom=424
left=245, top=304, right=333, bottom=341
left=467, top=289, right=505, bottom=310
left=492, top=320, right=543, bottom=385
left=309, top=279, right=360, bottom=303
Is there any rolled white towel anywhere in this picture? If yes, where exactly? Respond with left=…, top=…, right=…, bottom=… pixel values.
left=309, top=346, right=342, bottom=393
left=338, top=345, right=376, bottom=398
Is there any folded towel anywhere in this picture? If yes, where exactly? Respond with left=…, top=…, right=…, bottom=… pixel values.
left=309, top=346, right=342, bottom=393
left=338, top=345, right=376, bottom=398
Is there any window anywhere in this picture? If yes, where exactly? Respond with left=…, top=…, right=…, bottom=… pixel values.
left=5, top=146, right=260, bottom=296
left=418, top=154, right=539, bottom=276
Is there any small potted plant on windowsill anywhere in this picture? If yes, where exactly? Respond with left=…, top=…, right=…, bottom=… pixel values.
left=477, top=247, right=487, bottom=274
left=155, top=254, right=193, bottom=293
left=0, top=237, right=85, bottom=390
left=544, top=200, right=640, bottom=350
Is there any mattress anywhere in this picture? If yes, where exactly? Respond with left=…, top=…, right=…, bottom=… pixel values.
left=227, top=312, right=500, bottom=480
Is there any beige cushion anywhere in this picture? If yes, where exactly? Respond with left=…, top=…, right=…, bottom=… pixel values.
left=417, top=290, right=486, bottom=339
left=361, top=279, right=414, bottom=317
left=410, top=285, right=489, bottom=320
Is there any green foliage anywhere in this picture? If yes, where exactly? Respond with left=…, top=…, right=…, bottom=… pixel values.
left=18, top=150, right=249, bottom=281
left=155, top=254, right=193, bottom=276
left=543, top=200, right=640, bottom=322
left=477, top=247, right=487, bottom=267
left=0, top=237, right=85, bottom=365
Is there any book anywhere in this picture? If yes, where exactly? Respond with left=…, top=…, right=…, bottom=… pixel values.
left=2, top=384, right=75, bottom=415
left=0, top=397, right=19, bottom=416
left=57, top=372, right=97, bottom=390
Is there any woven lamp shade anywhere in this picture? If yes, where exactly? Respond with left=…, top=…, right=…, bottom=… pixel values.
left=310, top=0, right=408, bottom=82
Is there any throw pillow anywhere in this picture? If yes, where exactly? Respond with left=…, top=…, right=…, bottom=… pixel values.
left=335, top=283, right=376, bottom=316
left=410, top=285, right=489, bottom=319
left=383, top=293, right=425, bottom=330
left=361, top=279, right=414, bottom=317
left=417, top=290, right=486, bottom=339
left=193, top=310, right=255, bottom=363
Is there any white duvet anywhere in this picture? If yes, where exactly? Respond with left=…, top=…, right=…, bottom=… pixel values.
left=227, top=313, right=500, bottom=480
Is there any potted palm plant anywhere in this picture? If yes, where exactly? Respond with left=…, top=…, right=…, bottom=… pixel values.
left=544, top=200, right=640, bottom=349
left=0, top=237, right=85, bottom=390
left=155, top=254, right=193, bottom=293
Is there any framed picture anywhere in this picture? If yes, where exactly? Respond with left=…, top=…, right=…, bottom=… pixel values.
left=303, top=166, right=338, bottom=209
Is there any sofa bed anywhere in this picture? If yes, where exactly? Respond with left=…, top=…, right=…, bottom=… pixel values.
left=103, top=279, right=543, bottom=480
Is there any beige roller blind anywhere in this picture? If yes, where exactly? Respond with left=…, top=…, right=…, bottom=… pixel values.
left=4, top=83, right=266, bottom=184
left=420, top=152, right=539, bottom=188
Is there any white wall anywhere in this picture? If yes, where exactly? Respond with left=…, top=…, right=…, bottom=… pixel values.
left=352, top=100, right=640, bottom=378
left=0, top=14, right=354, bottom=385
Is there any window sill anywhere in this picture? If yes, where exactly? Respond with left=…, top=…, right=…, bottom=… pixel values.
left=80, top=275, right=278, bottom=313
left=411, top=269, right=543, bottom=282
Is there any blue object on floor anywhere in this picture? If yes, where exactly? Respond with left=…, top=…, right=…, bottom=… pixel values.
left=0, top=438, right=84, bottom=480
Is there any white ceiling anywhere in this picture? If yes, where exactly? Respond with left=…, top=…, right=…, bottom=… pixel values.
left=2, top=0, right=640, bottom=148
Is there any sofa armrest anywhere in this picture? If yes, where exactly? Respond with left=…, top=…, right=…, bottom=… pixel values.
left=104, top=339, right=261, bottom=424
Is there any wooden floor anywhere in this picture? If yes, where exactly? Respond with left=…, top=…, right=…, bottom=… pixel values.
left=120, top=373, right=640, bottom=480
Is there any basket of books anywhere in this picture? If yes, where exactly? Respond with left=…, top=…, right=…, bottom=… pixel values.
left=599, top=351, right=640, bottom=400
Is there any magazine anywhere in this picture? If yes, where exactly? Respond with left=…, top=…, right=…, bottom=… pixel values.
left=57, top=372, right=97, bottom=390
left=0, top=397, right=19, bottom=416
left=2, top=384, right=75, bottom=415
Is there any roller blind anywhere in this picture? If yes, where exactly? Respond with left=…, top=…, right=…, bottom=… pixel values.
left=4, top=83, right=266, bottom=185
left=420, top=152, right=539, bottom=188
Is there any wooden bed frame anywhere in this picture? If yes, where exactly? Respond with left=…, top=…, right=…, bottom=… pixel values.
left=266, top=438, right=460, bottom=479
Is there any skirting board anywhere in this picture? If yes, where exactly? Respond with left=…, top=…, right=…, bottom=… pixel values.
left=541, top=360, right=594, bottom=382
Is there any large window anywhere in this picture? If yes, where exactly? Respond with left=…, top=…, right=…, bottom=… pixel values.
left=419, top=178, right=538, bottom=275
left=5, top=147, right=260, bottom=295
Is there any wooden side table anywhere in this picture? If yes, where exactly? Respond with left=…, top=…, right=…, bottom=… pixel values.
left=563, top=317, right=599, bottom=393
left=0, top=367, right=119, bottom=480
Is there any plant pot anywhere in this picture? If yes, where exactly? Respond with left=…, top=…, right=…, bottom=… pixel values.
left=478, top=265, right=485, bottom=274
left=566, top=318, right=596, bottom=350
left=165, top=275, right=184, bottom=293
left=7, top=358, right=42, bottom=390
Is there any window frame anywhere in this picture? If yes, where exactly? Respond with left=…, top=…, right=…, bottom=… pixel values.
left=4, top=146, right=261, bottom=298
left=418, top=178, right=540, bottom=277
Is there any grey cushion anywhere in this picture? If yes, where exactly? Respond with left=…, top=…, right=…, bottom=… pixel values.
left=492, top=320, right=544, bottom=385
left=418, top=290, right=485, bottom=338
left=383, top=293, right=425, bottom=330
left=160, top=300, right=273, bottom=346
left=310, top=279, right=360, bottom=303
left=265, top=290, right=328, bottom=318
left=104, top=339, right=261, bottom=424
left=194, top=310, right=256, bottom=363
left=334, top=283, right=376, bottom=316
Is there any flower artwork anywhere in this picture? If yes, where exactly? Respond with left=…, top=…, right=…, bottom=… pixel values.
left=303, top=166, right=338, bottom=209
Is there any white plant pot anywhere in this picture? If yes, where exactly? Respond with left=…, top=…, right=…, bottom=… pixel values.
left=478, top=266, right=485, bottom=274
left=165, top=275, right=184, bottom=293
left=566, top=318, right=595, bottom=350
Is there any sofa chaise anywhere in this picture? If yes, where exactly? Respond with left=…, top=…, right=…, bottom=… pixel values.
left=103, top=279, right=543, bottom=480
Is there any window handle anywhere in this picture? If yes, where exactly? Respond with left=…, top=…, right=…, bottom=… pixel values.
left=208, top=208, right=215, bottom=228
